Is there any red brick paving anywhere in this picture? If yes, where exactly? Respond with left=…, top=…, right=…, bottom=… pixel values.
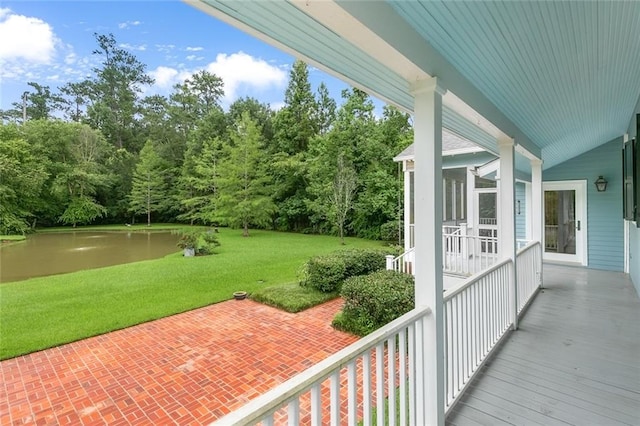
left=0, top=299, right=359, bottom=425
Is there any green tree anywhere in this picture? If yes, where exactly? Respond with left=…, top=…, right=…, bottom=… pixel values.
left=129, top=140, right=168, bottom=226
left=59, top=196, right=107, bottom=227
left=52, top=124, right=112, bottom=227
left=178, top=137, right=222, bottom=225
left=217, top=112, right=276, bottom=236
left=0, top=126, right=48, bottom=234
left=270, top=60, right=319, bottom=231
left=85, top=33, right=153, bottom=151
left=330, top=154, right=357, bottom=244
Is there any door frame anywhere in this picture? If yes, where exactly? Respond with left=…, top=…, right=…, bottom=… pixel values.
left=543, top=180, right=588, bottom=265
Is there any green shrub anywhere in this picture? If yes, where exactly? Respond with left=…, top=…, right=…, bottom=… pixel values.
left=301, top=253, right=347, bottom=292
left=301, top=248, right=390, bottom=292
left=380, top=220, right=401, bottom=243
left=334, top=270, right=414, bottom=336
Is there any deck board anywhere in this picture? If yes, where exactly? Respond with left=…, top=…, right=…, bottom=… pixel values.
left=447, top=264, right=640, bottom=426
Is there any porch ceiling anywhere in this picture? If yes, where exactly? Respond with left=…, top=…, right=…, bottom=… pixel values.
left=187, top=0, right=640, bottom=170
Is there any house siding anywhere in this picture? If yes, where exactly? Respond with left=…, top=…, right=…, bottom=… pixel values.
left=544, top=138, right=624, bottom=271
left=515, top=182, right=527, bottom=240
left=627, top=101, right=639, bottom=293
left=630, top=224, right=640, bottom=296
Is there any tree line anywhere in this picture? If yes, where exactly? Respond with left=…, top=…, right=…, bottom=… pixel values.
left=0, top=33, right=413, bottom=240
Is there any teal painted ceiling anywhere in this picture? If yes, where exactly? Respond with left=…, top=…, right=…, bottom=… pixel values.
left=386, top=1, right=640, bottom=168
left=192, top=0, right=640, bottom=170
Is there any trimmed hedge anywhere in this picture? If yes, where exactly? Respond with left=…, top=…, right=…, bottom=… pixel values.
left=301, top=248, right=391, bottom=292
left=333, top=270, right=414, bottom=336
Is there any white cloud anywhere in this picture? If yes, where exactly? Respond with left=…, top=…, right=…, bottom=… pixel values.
left=186, top=46, right=204, bottom=52
left=0, top=9, right=57, bottom=64
left=205, top=52, right=287, bottom=103
left=155, top=44, right=175, bottom=53
left=186, top=55, right=204, bottom=62
left=270, top=101, right=286, bottom=111
left=148, top=66, right=190, bottom=90
left=146, top=52, right=286, bottom=106
left=120, top=43, right=147, bottom=51
left=118, top=20, right=141, bottom=29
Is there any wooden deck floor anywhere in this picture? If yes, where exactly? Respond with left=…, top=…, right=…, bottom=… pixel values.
left=447, top=264, right=640, bottom=426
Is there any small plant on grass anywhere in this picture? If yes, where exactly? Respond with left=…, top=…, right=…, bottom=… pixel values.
left=333, top=270, right=414, bottom=336
left=174, top=228, right=220, bottom=256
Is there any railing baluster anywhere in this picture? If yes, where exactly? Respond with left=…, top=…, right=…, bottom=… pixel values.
left=376, top=344, right=385, bottom=426
left=408, top=323, right=416, bottom=426
left=287, top=399, right=299, bottom=426
left=363, top=351, right=372, bottom=426
left=310, top=384, right=321, bottom=426
left=387, top=337, right=396, bottom=426
left=330, top=371, right=340, bottom=425
left=399, top=330, right=407, bottom=426
left=348, top=361, right=357, bottom=426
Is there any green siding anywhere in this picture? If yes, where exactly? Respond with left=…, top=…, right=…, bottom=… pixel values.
left=544, top=138, right=624, bottom=271
left=515, top=182, right=527, bottom=241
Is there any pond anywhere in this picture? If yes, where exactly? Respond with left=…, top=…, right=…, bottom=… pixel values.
left=0, top=231, right=179, bottom=283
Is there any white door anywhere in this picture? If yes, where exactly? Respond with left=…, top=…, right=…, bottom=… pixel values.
left=543, top=180, right=587, bottom=265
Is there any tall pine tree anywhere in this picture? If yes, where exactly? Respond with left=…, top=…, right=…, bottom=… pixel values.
left=217, top=112, right=275, bottom=236
left=129, top=140, right=167, bottom=226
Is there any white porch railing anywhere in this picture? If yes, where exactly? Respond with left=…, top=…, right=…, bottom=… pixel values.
left=210, top=306, right=431, bottom=426
left=443, top=241, right=542, bottom=413
left=516, top=241, right=542, bottom=314
left=386, top=248, right=414, bottom=275
left=442, top=232, right=498, bottom=276
left=443, top=259, right=512, bottom=411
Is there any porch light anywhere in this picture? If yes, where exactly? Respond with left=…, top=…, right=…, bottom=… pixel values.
left=594, top=176, right=608, bottom=192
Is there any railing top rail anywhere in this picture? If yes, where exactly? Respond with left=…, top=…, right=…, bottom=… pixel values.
left=516, top=240, right=541, bottom=256
left=393, top=247, right=414, bottom=262
left=443, top=258, right=512, bottom=301
left=209, top=306, right=432, bottom=426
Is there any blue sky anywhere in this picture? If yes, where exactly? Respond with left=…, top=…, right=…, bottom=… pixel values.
left=0, top=1, right=359, bottom=112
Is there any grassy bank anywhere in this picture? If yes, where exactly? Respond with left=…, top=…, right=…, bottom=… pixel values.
left=37, top=223, right=188, bottom=233
left=0, top=228, right=383, bottom=360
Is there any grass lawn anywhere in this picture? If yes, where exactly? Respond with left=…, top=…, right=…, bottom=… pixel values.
left=0, top=228, right=384, bottom=360
left=250, top=282, right=339, bottom=313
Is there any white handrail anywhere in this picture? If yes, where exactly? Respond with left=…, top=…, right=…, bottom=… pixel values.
left=209, top=306, right=432, bottom=426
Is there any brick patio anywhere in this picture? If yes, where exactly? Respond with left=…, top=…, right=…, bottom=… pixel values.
left=0, top=298, right=357, bottom=425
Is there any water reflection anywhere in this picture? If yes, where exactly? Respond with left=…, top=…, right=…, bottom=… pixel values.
left=0, top=231, right=179, bottom=283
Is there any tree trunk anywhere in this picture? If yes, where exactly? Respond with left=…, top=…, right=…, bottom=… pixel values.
left=340, top=227, right=345, bottom=245
left=243, top=221, right=249, bottom=237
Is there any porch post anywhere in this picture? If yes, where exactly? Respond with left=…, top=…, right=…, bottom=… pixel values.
left=404, top=165, right=412, bottom=251
left=531, top=158, right=543, bottom=287
left=466, top=166, right=476, bottom=234
left=411, top=77, right=445, bottom=426
left=498, top=137, right=518, bottom=330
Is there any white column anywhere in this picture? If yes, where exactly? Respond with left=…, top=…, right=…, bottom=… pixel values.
left=531, top=158, right=543, bottom=287
left=412, top=77, right=445, bottom=426
left=498, top=137, right=518, bottom=330
left=404, top=166, right=412, bottom=251
left=466, top=167, right=476, bottom=235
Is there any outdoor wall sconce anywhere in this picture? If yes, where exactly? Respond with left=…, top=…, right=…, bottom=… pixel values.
left=594, top=176, right=608, bottom=192
left=516, top=200, right=521, bottom=214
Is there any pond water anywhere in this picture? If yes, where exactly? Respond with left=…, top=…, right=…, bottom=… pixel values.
left=0, top=231, right=179, bottom=283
